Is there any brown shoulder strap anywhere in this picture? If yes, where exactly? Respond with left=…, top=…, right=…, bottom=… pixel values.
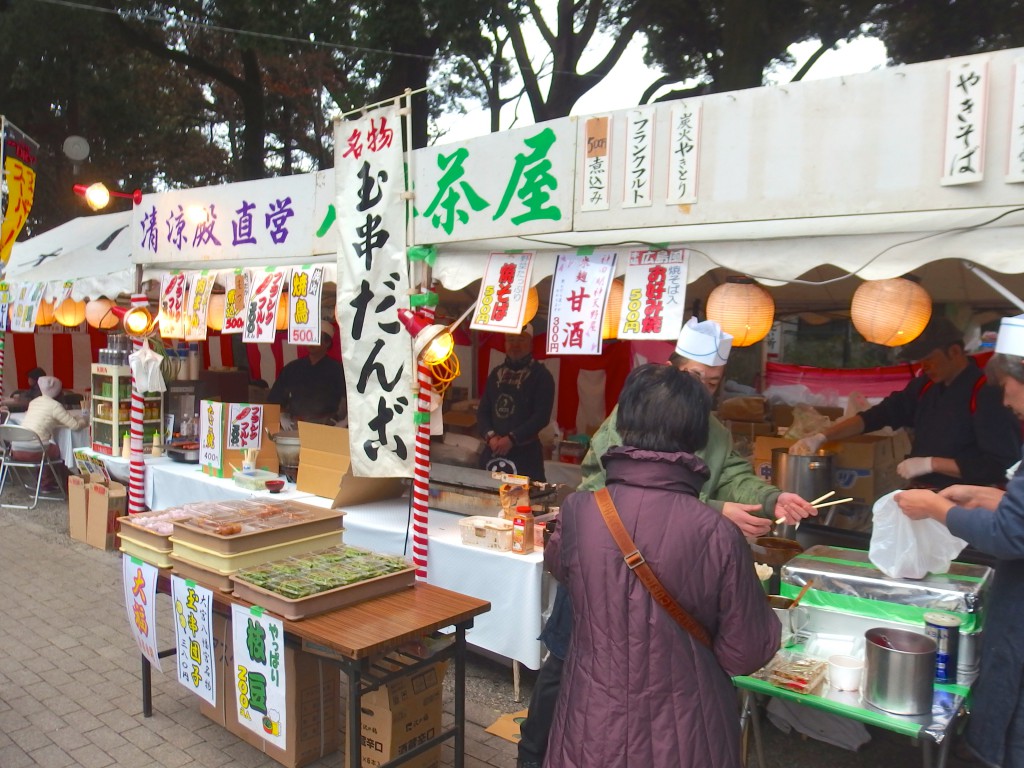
left=595, top=488, right=712, bottom=649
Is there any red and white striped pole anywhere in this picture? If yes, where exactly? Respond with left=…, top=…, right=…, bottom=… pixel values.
left=409, top=306, right=435, bottom=580
left=127, top=293, right=148, bottom=514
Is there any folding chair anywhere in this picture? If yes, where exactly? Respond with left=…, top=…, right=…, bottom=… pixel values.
left=0, top=424, right=67, bottom=509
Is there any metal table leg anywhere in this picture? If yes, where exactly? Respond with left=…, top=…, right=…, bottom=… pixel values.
left=141, top=655, right=153, bottom=718
left=455, top=623, right=467, bottom=768
left=347, top=661, right=362, bottom=768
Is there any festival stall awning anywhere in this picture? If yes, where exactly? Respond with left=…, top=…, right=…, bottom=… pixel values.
left=418, top=47, right=1024, bottom=315
left=7, top=211, right=135, bottom=300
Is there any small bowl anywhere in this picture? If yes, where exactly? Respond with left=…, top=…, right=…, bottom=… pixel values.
left=264, top=479, right=285, bottom=494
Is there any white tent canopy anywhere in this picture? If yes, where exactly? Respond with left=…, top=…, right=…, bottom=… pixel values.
left=7, top=211, right=135, bottom=300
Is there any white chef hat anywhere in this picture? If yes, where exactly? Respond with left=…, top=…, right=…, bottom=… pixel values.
left=674, top=317, right=733, bottom=366
left=995, top=314, right=1024, bottom=356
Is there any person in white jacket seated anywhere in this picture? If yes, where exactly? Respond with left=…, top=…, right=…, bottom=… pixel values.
left=15, top=376, right=87, bottom=463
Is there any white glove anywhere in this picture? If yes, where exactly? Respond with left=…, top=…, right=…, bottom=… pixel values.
left=897, top=456, right=934, bottom=480
left=789, top=432, right=826, bottom=456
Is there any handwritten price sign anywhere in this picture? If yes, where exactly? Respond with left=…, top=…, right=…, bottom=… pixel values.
left=226, top=404, right=263, bottom=450
left=242, top=267, right=290, bottom=344
left=159, top=272, right=188, bottom=339
left=288, top=266, right=324, bottom=345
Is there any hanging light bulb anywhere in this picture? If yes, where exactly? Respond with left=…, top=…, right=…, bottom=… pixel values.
left=602, top=278, right=624, bottom=340
left=55, top=298, right=87, bottom=327
left=850, top=278, right=932, bottom=346
left=705, top=276, right=775, bottom=347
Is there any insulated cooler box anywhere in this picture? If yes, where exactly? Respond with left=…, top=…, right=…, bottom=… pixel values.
left=780, top=545, right=992, bottom=682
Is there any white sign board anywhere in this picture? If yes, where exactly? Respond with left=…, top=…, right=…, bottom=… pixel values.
left=122, top=556, right=161, bottom=671
left=231, top=605, right=287, bottom=748
left=171, top=576, right=216, bottom=706
left=617, top=249, right=688, bottom=340
left=414, top=118, right=576, bottom=244
left=547, top=251, right=617, bottom=356
left=469, top=252, right=534, bottom=333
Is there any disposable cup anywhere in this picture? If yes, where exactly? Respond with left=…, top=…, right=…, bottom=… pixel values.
left=828, top=654, right=864, bottom=692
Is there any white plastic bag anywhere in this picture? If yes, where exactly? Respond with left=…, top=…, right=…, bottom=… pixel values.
left=869, top=491, right=967, bottom=579
left=129, top=342, right=168, bottom=394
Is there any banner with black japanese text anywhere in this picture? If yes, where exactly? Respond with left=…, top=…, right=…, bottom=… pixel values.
left=335, top=105, right=414, bottom=478
left=616, top=249, right=688, bottom=340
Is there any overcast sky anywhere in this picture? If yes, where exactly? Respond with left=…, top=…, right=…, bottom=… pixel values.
left=435, top=36, right=888, bottom=143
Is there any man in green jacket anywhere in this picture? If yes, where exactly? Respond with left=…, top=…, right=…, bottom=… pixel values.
left=579, top=317, right=817, bottom=535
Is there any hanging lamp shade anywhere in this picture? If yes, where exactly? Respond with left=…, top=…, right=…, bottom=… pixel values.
left=85, top=298, right=118, bottom=330
left=523, top=286, right=539, bottom=326
left=602, top=278, right=625, bottom=339
left=55, top=297, right=87, bottom=327
left=35, top=300, right=56, bottom=326
left=206, top=294, right=225, bottom=331
left=275, top=293, right=289, bottom=331
left=851, top=278, right=932, bottom=346
left=705, top=276, right=775, bottom=347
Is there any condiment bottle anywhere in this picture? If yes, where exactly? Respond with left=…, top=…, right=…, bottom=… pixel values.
left=121, top=432, right=131, bottom=459
left=511, top=505, right=535, bottom=554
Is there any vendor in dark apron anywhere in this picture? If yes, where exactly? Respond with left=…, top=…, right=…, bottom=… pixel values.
left=478, top=323, right=555, bottom=482
left=791, top=316, right=1020, bottom=490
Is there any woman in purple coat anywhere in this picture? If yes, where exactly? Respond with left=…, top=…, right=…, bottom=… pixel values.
left=544, top=364, right=780, bottom=768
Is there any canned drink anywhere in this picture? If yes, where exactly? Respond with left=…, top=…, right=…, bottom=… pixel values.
left=924, top=612, right=961, bottom=684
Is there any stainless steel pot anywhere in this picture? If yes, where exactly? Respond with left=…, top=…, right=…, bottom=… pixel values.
left=864, top=627, right=936, bottom=715
left=771, top=447, right=835, bottom=502
left=268, top=430, right=301, bottom=467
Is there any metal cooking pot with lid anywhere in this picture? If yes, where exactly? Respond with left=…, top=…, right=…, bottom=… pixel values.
left=268, top=430, right=301, bottom=467
left=771, top=447, right=835, bottom=503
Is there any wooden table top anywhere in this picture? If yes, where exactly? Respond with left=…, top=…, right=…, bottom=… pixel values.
left=272, top=583, right=489, bottom=660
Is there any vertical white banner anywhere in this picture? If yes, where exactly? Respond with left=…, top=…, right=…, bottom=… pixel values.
left=617, top=249, right=689, bottom=340
left=581, top=115, right=611, bottom=211
left=184, top=271, right=216, bottom=341
left=547, top=251, right=618, bottom=355
left=667, top=102, right=701, bottom=205
left=942, top=56, right=989, bottom=186
left=623, top=108, right=655, bottom=207
left=171, top=575, right=216, bottom=706
left=287, top=266, right=324, bottom=345
left=469, top=252, right=534, bottom=333
left=242, top=267, right=290, bottom=344
left=122, top=556, right=162, bottom=671
left=231, top=604, right=287, bottom=748
left=158, top=271, right=188, bottom=339
left=335, top=104, right=414, bottom=478
left=199, top=399, right=224, bottom=469
left=1007, top=59, right=1024, bottom=183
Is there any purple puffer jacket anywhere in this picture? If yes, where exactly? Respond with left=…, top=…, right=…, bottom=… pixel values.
left=544, top=446, right=780, bottom=768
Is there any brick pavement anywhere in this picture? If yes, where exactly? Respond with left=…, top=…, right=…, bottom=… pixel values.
left=0, top=499, right=518, bottom=768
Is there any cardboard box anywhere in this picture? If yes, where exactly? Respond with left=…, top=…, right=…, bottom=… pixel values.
left=442, top=410, right=478, bottom=437
left=347, top=660, right=448, bottom=768
left=86, top=481, right=126, bottom=550
left=68, top=475, right=91, bottom=542
left=751, top=432, right=911, bottom=506
left=722, top=419, right=775, bottom=442
left=198, top=611, right=231, bottom=726
left=296, top=423, right=406, bottom=506
left=202, top=403, right=281, bottom=478
left=718, top=396, right=768, bottom=423
left=219, top=622, right=341, bottom=768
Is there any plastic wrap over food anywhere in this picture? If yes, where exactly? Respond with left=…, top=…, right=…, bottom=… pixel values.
left=780, top=545, right=992, bottom=633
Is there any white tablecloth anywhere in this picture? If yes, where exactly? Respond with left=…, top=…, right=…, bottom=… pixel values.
left=291, top=495, right=551, bottom=669
left=8, top=410, right=91, bottom=468
left=146, top=461, right=312, bottom=509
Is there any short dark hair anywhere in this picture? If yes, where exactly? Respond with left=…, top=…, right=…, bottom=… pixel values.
left=986, top=353, right=1024, bottom=386
left=27, top=367, right=46, bottom=381
left=616, top=363, right=710, bottom=454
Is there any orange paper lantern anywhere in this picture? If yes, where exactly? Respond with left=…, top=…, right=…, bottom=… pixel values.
left=276, top=293, right=289, bottom=331
left=851, top=278, right=932, bottom=347
left=85, top=298, right=119, bottom=330
left=602, top=278, right=624, bottom=339
left=206, top=294, right=225, bottom=331
left=706, top=277, right=775, bottom=347
left=55, top=297, right=87, bottom=327
left=523, top=287, right=539, bottom=326
left=35, top=299, right=56, bottom=326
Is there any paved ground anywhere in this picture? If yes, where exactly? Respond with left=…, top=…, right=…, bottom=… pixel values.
left=0, top=484, right=981, bottom=768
